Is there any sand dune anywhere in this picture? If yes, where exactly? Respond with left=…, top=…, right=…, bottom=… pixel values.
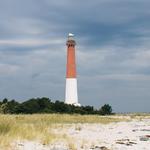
left=14, top=116, right=150, bottom=150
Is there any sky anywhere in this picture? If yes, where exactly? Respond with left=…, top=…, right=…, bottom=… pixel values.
left=0, top=0, right=150, bottom=112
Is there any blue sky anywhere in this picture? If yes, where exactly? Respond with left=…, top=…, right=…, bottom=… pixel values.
left=0, top=0, right=150, bottom=112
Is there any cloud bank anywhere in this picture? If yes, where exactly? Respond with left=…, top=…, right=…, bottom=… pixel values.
left=0, top=0, right=150, bottom=112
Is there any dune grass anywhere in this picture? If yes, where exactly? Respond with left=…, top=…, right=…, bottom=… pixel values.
left=0, top=114, right=129, bottom=149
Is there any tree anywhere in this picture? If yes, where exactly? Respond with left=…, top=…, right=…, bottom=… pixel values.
left=37, top=97, right=53, bottom=113
left=53, top=101, right=70, bottom=113
left=82, top=106, right=94, bottom=114
left=19, top=98, right=41, bottom=114
left=0, top=97, right=114, bottom=115
left=2, top=98, right=8, bottom=104
left=99, top=104, right=112, bottom=115
left=0, top=99, right=19, bottom=114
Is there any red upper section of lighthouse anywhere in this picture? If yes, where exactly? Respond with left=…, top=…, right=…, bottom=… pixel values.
left=66, top=37, right=77, bottom=78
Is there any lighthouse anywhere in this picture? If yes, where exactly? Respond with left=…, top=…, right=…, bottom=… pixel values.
left=65, top=33, right=80, bottom=106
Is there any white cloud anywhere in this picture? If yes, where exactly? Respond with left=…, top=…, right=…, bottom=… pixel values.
left=0, top=63, right=20, bottom=76
left=123, top=49, right=150, bottom=68
left=94, top=74, right=150, bottom=81
left=0, top=38, right=63, bottom=47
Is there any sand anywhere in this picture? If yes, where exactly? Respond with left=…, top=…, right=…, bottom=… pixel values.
left=14, top=116, right=150, bottom=150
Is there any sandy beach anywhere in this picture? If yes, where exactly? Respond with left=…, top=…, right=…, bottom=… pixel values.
left=12, top=116, right=150, bottom=150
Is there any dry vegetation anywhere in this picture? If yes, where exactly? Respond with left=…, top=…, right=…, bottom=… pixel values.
left=0, top=114, right=139, bottom=149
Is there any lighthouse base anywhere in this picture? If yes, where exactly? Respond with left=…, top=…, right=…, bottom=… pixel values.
left=65, top=78, right=80, bottom=106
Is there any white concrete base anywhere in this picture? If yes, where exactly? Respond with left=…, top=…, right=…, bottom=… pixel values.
left=65, top=78, right=80, bottom=106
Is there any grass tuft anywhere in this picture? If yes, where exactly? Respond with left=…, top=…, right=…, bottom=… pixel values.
left=0, top=122, right=11, bottom=135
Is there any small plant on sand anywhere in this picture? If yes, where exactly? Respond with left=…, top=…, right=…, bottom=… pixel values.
left=75, top=125, right=82, bottom=131
left=68, top=142, right=77, bottom=150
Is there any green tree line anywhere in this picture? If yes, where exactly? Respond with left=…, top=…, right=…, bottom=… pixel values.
left=0, top=97, right=113, bottom=115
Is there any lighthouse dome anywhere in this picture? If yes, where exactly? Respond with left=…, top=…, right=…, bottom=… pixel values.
left=68, top=33, right=75, bottom=40
left=68, top=33, right=74, bottom=37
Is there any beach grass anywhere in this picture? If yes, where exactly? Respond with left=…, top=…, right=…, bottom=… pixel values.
left=0, top=114, right=132, bottom=149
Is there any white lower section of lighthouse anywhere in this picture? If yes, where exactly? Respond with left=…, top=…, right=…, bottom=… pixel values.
left=65, top=78, right=80, bottom=106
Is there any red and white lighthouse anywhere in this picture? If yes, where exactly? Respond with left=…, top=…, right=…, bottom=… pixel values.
left=65, top=33, right=80, bottom=106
